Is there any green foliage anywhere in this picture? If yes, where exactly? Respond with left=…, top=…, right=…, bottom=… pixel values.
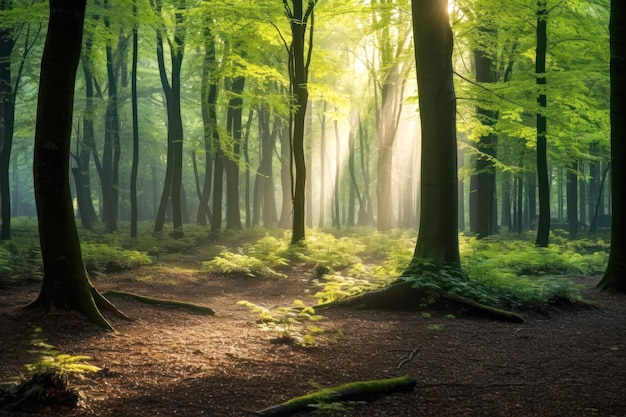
left=81, top=243, right=152, bottom=273
left=289, top=232, right=365, bottom=272
left=0, top=237, right=43, bottom=280
left=25, top=328, right=101, bottom=375
left=237, top=300, right=332, bottom=346
left=312, top=274, right=390, bottom=305
left=203, top=249, right=288, bottom=279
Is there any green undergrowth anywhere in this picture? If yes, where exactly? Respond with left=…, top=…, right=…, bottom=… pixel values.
left=237, top=299, right=340, bottom=346
left=202, top=228, right=609, bottom=311
left=1, top=327, right=100, bottom=411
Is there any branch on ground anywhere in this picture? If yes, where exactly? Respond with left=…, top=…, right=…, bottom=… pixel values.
left=103, top=291, right=215, bottom=316
left=252, top=375, right=417, bottom=416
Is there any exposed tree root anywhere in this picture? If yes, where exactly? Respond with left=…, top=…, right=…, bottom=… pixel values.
left=91, top=287, right=133, bottom=321
left=103, top=291, right=215, bottom=316
left=318, top=280, right=524, bottom=323
left=252, top=375, right=417, bottom=416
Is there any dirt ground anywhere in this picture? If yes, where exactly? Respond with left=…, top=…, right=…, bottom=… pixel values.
left=1, top=266, right=625, bottom=417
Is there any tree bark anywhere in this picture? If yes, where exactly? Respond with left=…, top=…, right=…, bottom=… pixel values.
left=224, top=76, right=244, bottom=231
left=409, top=0, right=460, bottom=269
left=28, top=0, right=117, bottom=330
left=100, top=0, right=121, bottom=233
left=286, top=0, right=316, bottom=244
left=566, top=161, right=578, bottom=238
left=0, top=13, right=14, bottom=240
left=130, top=0, right=139, bottom=238
left=472, top=43, right=498, bottom=239
left=153, top=0, right=185, bottom=237
left=598, top=0, right=626, bottom=292
left=535, top=0, right=550, bottom=247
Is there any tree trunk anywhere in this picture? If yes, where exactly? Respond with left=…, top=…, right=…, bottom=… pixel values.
left=318, top=101, right=326, bottom=228
left=408, top=0, right=460, bottom=269
left=224, top=76, right=244, bottom=231
left=287, top=0, right=315, bottom=244
left=347, top=111, right=360, bottom=227
left=598, top=0, right=626, bottom=292
left=75, top=38, right=99, bottom=228
left=0, top=18, right=14, bottom=240
left=153, top=0, right=185, bottom=237
left=253, top=105, right=279, bottom=228
left=278, top=122, right=293, bottom=228
left=566, top=161, right=578, bottom=238
left=101, top=1, right=121, bottom=233
left=29, top=0, right=117, bottom=330
left=535, top=0, right=550, bottom=247
left=197, top=28, right=217, bottom=226
left=472, top=44, right=498, bottom=239
left=333, top=116, right=340, bottom=228
left=130, top=0, right=139, bottom=239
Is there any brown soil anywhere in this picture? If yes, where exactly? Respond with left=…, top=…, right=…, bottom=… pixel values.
left=1, top=266, right=625, bottom=417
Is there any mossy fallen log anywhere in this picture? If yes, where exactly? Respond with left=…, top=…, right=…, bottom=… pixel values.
left=318, top=280, right=524, bottom=323
left=103, top=291, right=215, bottom=316
left=253, top=375, right=417, bottom=416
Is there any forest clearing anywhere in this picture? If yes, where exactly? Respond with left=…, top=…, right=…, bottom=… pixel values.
left=1, top=227, right=626, bottom=417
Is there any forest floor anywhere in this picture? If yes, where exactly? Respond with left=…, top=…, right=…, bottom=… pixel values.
left=1, top=262, right=626, bottom=417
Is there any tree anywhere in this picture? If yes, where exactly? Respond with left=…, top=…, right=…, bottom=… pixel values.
left=535, top=0, right=550, bottom=247
left=27, top=0, right=124, bottom=330
left=0, top=0, right=14, bottom=240
left=408, top=0, right=460, bottom=269
left=100, top=0, right=123, bottom=233
left=284, top=0, right=317, bottom=244
left=153, top=0, right=186, bottom=237
left=130, top=0, right=140, bottom=238
left=597, top=0, right=625, bottom=293
left=470, top=25, right=498, bottom=238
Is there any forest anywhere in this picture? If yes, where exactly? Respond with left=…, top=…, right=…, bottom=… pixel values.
left=0, top=0, right=625, bottom=416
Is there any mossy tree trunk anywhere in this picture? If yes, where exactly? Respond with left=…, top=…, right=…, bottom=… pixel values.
left=28, top=0, right=120, bottom=331
left=598, top=0, right=626, bottom=293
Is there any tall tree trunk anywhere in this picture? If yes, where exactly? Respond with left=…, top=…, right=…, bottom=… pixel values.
left=376, top=63, right=402, bottom=233
left=253, top=105, right=279, bottom=228
left=243, top=108, right=254, bottom=228
left=286, top=0, right=316, bottom=244
left=29, top=0, right=120, bottom=330
left=130, top=0, right=139, bottom=238
left=153, top=0, right=185, bottom=237
left=358, top=117, right=373, bottom=226
left=224, top=76, right=244, bottom=231
left=535, top=0, right=550, bottom=247
left=0, top=13, right=14, bottom=240
left=579, top=162, right=586, bottom=229
left=501, top=171, right=512, bottom=229
left=598, top=0, right=626, bottom=292
left=333, top=116, right=340, bottom=228
left=472, top=44, right=498, bottom=239
left=278, top=121, right=293, bottom=228
left=100, top=0, right=121, bottom=233
left=197, top=28, right=217, bottom=226
left=407, top=0, right=460, bottom=270
left=347, top=111, right=360, bottom=227
left=318, top=101, right=326, bottom=228
left=566, top=161, right=578, bottom=238
left=75, top=33, right=99, bottom=228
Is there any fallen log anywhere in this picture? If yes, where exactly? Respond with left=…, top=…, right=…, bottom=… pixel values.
left=253, top=375, right=417, bottom=416
left=103, top=291, right=215, bottom=316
